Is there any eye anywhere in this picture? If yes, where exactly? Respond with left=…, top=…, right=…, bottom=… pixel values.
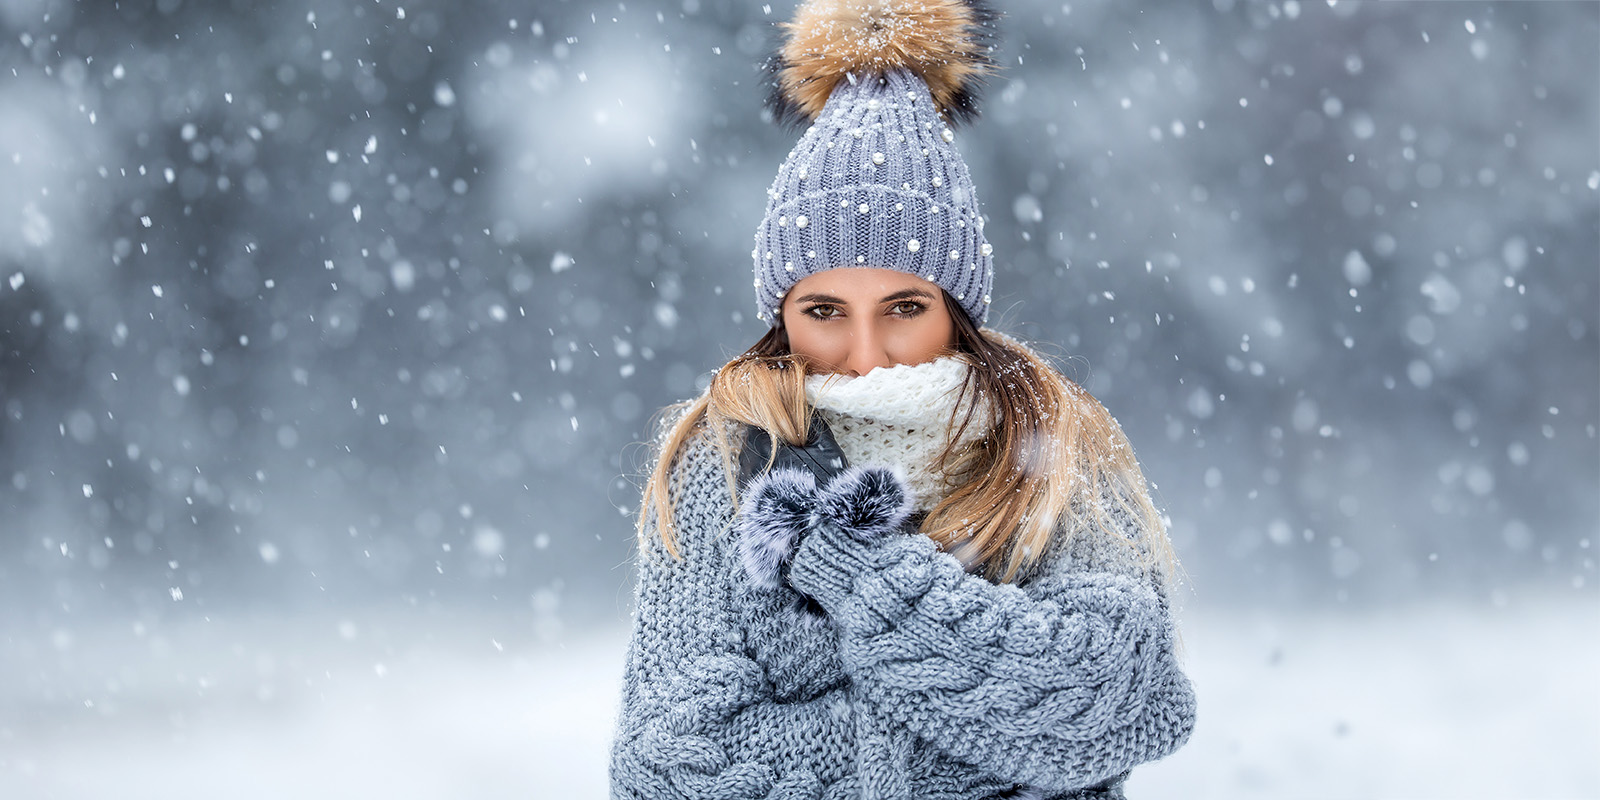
left=803, top=304, right=842, bottom=320
left=889, top=300, right=926, bottom=317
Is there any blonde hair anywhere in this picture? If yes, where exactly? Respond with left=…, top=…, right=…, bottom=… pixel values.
left=639, top=300, right=1178, bottom=586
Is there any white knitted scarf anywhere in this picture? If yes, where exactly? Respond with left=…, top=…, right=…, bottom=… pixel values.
left=805, top=357, right=992, bottom=513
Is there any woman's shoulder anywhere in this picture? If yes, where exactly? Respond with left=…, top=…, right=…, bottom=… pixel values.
left=646, top=390, right=737, bottom=471
left=1017, top=473, right=1170, bottom=593
left=644, top=404, right=743, bottom=546
left=667, top=427, right=738, bottom=494
left=981, top=328, right=1062, bottom=365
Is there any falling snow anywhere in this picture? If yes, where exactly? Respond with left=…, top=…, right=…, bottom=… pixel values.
left=0, top=1, right=1594, bottom=797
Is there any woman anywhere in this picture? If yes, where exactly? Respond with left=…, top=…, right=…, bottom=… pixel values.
left=609, top=1, right=1195, bottom=797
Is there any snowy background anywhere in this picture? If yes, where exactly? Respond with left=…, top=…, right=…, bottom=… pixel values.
left=1, top=0, right=1596, bottom=797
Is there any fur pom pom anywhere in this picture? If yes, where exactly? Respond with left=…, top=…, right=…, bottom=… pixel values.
left=767, top=0, right=999, bottom=127
left=815, top=466, right=913, bottom=542
left=736, top=468, right=820, bottom=588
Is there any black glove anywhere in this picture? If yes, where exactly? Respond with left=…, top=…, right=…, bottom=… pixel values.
left=737, top=415, right=849, bottom=491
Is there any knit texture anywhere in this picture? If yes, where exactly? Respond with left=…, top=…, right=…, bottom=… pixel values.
left=610, top=425, right=1196, bottom=798
left=752, top=68, right=994, bottom=326
left=805, top=356, right=991, bottom=514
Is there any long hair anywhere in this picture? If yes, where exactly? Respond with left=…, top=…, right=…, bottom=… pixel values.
left=638, top=293, right=1177, bottom=585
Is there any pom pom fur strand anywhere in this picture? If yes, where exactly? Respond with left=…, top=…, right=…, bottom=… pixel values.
left=767, top=0, right=999, bottom=127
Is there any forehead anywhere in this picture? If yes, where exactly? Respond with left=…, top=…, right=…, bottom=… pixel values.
left=786, top=267, right=939, bottom=300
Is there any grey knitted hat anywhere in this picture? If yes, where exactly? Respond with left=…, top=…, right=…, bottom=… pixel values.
left=753, top=0, right=998, bottom=327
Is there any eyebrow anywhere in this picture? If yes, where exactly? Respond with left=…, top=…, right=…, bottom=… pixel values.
left=791, top=288, right=937, bottom=305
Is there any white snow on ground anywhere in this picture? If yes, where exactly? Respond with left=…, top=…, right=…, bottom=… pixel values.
left=1131, top=594, right=1600, bottom=799
left=1, top=596, right=1595, bottom=799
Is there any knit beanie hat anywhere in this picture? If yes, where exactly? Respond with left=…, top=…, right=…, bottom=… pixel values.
left=752, top=0, right=999, bottom=327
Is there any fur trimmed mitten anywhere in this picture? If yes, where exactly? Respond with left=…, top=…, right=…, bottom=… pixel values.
left=735, top=467, right=818, bottom=590
left=736, top=465, right=915, bottom=592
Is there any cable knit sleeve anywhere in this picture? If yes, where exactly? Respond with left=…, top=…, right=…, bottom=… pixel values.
left=609, top=436, right=856, bottom=800
left=774, top=465, right=1196, bottom=793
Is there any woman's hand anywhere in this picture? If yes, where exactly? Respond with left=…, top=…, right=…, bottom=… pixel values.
left=735, top=462, right=911, bottom=592
left=736, top=417, right=855, bottom=591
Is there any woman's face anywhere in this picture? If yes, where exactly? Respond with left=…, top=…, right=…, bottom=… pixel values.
left=779, top=267, right=956, bottom=376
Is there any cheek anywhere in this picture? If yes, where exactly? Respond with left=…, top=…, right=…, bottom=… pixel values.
left=890, top=316, right=956, bottom=363
left=781, top=319, right=835, bottom=362
left=919, top=314, right=957, bottom=354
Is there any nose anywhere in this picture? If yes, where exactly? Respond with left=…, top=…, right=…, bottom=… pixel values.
left=840, top=322, right=893, bottom=376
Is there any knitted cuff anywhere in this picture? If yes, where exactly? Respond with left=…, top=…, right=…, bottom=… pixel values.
left=786, top=466, right=913, bottom=607
left=789, top=522, right=891, bottom=610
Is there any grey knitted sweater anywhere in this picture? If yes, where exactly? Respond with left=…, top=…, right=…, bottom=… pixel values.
left=609, top=425, right=1195, bottom=798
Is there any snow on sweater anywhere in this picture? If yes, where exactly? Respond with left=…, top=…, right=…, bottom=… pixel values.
left=610, top=384, right=1196, bottom=799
